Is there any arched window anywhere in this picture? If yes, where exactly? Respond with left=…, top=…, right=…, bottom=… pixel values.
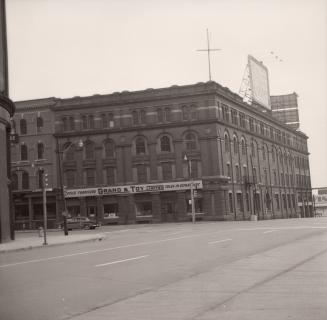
left=85, top=141, right=95, bottom=159
left=104, top=140, right=115, bottom=158
left=37, top=117, right=43, bottom=133
left=262, top=145, right=266, bottom=161
left=20, top=144, right=28, bottom=161
left=185, top=132, right=197, bottom=150
left=20, top=119, right=27, bottom=135
left=233, top=136, right=238, bottom=154
left=135, top=137, right=146, bottom=155
left=235, top=165, right=240, bottom=182
left=241, top=139, right=246, bottom=155
left=224, top=133, right=230, bottom=152
left=160, top=136, right=171, bottom=152
left=37, top=142, right=44, bottom=159
left=22, top=171, right=29, bottom=189
left=11, top=173, right=18, bottom=190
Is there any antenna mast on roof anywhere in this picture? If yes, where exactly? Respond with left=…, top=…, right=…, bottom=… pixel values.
left=197, top=29, right=221, bottom=81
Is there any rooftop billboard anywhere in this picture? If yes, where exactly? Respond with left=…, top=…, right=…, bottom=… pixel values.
left=248, top=55, right=271, bottom=110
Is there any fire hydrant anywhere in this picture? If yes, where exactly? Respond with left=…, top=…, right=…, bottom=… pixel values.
left=38, top=227, right=44, bottom=237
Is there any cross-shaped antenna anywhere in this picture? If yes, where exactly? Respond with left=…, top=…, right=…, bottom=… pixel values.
left=197, top=28, right=221, bottom=81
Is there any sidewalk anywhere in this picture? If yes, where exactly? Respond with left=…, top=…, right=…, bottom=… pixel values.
left=0, top=231, right=106, bottom=253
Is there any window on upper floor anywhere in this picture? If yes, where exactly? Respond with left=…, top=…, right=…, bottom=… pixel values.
left=20, top=144, right=28, bottom=161
left=270, top=127, right=274, bottom=140
left=239, top=112, right=245, bottom=128
left=37, top=142, right=44, bottom=159
left=233, top=136, right=238, bottom=154
left=132, top=109, right=146, bottom=125
left=157, top=109, right=164, bottom=122
left=37, top=170, right=44, bottom=189
left=185, top=132, right=197, bottom=150
left=231, top=109, right=238, bottom=126
left=135, top=137, right=146, bottom=155
left=85, top=168, right=96, bottom=186
left=22, top=171, right=29, bottom=189
left=222, top=105, right=230, bottom=122
left=20, top=119, right=27, bottom=135
left=162, top=162, right=173, bottom=181
left=251, top=142, right=255, bottom=157
left=182, top=105, right=197, bottom=121
left=136, top=164, right=147, bottom=183
left=224, top=133, right=230, bottom=152
left=241, top=139, right=246, bottom=155
left=249, top=118, right=254, bottom=132
left=11, top=173, right=18, bottom=190
left=260, top=123, right=265, bottom=136
left=106, top=167, right=115, bottom=185
left=226, top=163, right=231, bottom=177
left=262, top=145, right=266, bottom=161
left=160, top=136, right=172, bottom=152
left=84, top=141, right=95, bottom=159
left=65, top=170, right=76, bottom=188
left=37, top=117, right=43, bottom=133
left=104, top=140, right=115, bottom=158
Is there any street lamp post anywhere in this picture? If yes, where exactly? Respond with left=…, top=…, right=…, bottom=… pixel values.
left=184, top=154, right=196, bottom=223
left=40, top=168, right=48, bottom=245
left=56, top=138, right=83, bottom=236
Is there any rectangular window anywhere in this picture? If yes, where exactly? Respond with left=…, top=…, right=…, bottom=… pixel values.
left=137, top=165, right=147, bottom=183
left=66, top=170, right=75, bottom=187
left=106, top=167, right=115, bottom=185
left=239, top=112, right=245, bottom=128
left=231, top=109, right=238, bottom=125
left=85, top=169, right=95, bottom=186
left=260, top=123, right=264, bottom=135
left=162, top=162, right=173, bottom=181
left=283, top=194, right=287, bottom=210
left=222, top=105, right=230, bottom=122
left=245, top=192, right=250, bottom=211
left=249, top=118, right=254, bottom=132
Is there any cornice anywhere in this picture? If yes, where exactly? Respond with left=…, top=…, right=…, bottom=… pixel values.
left=0, top=94, right=15, bottom=117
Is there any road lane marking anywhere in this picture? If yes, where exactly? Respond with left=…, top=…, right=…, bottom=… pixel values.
left=208, top=238, right=233, bottom=245
left=263, top=230, right=278, bottom=234
left=0, top=234, right=203, bottom=268
left=95, top=255, right=149, bottom=267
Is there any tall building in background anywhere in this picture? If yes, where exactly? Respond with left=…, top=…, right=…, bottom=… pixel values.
left=271, top=93, right=300, bottom=130
left=0, top=0, right=15, bottom=243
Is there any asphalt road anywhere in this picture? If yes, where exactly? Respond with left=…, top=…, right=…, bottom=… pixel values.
left=1, top=218, right=327, bottom=320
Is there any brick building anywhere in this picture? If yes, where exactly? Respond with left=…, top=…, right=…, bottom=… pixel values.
left=11, top=82, right=313, bottom=229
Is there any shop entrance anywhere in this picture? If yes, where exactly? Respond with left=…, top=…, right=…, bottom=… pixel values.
left=161, top=200, right=176, bottom=222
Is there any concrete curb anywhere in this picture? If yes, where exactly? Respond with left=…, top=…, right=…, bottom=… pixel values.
left=0, top=234, right=107, bottom=254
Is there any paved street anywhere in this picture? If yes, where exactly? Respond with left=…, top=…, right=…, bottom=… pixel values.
left=1, top=218, right=327, bottom=320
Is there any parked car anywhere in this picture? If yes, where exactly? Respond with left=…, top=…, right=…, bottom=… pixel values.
left=58, top=217, right=98, bottom=230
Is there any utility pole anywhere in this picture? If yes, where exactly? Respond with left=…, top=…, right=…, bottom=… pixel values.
left=197, top=28, right=221, bottom=81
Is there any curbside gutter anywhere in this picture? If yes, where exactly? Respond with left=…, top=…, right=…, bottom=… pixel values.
left=0, top=234, right=107, bottom=254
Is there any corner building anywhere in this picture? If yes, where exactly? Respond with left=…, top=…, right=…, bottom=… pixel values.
left=12, top=82, right=313, bottom=228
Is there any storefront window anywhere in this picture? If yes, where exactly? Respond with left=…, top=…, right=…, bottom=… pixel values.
left=136, top=202, right=152, bottom=216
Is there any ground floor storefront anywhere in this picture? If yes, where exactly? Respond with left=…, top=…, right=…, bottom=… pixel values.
left=12, top=179, right=313, bottom=230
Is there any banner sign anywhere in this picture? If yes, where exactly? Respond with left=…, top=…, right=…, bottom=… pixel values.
left=65, top=180, right=203, bottom=198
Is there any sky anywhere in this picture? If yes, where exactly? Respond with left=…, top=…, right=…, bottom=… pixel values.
left=6, top=0, right=327, bottom=188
